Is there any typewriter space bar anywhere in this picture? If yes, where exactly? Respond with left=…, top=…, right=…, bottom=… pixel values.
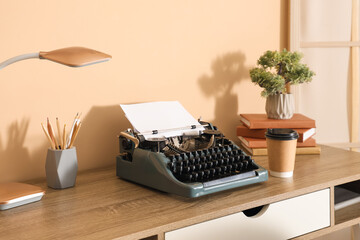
left=203, top=171, right=257, bottom=188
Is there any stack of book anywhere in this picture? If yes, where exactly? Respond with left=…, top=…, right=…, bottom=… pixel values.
left=237, top=113, right=320, bottom=156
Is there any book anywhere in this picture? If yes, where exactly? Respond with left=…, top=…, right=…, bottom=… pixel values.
left=240, top=143, right=321, bottom=156
left=297, top=128, right=316, bottom=142
left=239, top=113, right=316, bottom=129
left=236, top=124, right=316, bottom=142
left=238, top=136, right=316, bottom=149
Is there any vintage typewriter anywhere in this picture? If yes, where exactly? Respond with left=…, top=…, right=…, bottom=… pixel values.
left=116, top=101, right=268, bottom=198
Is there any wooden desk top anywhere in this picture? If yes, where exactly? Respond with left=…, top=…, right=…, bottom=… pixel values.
left=1, top=146, right=360, bottom=240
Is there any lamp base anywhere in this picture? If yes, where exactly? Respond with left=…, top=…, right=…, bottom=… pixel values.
left=0, top=182, right=45, bottom=210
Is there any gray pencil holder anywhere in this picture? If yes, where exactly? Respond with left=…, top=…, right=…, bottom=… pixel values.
left=45, top=147, right=78, bottom=189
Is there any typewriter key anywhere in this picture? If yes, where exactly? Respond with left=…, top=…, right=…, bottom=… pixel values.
left=237, top=162, right=243, bottom=171
left=192, top=172, right=199, bottom=180
left=202, top=149, right=209, bottom=156
left=176, top=166, right=183, bottom=173
left=218, top=159, right=224, bottom=165
left=224, top=145, right=231, bottom=152
left=221, top=166, right=227, bottom=172
left=204, top=170, right=210, bottom=178
left=243, top=161, right=249, bottom=169
left=195, top=164, right=202, bottom=171
left=185, top=174, right=192, bottom=182
left=201, top=163, right=207, bottom=169
left=183, top=166, right=191, bottom=173
left=215, top=167, right=222, bottom=175
left=232, top=163, right=238, bottom=171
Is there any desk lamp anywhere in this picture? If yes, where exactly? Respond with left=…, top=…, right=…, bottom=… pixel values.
left=0, top=46, right=111, bottom=210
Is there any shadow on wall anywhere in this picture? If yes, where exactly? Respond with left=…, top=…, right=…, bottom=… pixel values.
left=198, top=51, right=249, bottom=141
left=75, top=105, right=131, bottom=171
left=0, top=118, right=48, bottom=182
left=0, top=105, right=132, bottom=183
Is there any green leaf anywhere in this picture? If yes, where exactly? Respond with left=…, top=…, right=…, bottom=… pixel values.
left=250, top=49, right=315, bottom=97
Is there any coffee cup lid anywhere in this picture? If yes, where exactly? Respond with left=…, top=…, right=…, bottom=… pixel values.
left=265, top=128, right=299, bottom=141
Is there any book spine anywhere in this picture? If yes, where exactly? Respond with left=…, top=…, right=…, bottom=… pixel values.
left=236, top=126, right=266, bottom=139
left=239, top=116, right=251, bottom=128
left=240, top=143, right=321, bottom=156
left=239, top=137, right=316, bottom=148
left=236, top=126, right=316, bottom=143
left=249, top=121, right=315, bottom=129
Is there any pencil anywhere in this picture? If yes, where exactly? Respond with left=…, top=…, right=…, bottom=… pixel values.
left=41, top=123, right=55, bottom=149
left=66, top=113, right=79, bottom=148
left=68, top=121, right=79, bottom=148
left=47, top=118, right=59, bottom=149
left=69, top=122, right=82, bottom=149
left=63, top=124, right=67, bottom=150
left=56, top=117, right=62, bottom=149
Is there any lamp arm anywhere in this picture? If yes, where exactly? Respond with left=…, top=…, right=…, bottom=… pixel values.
left=0, top=53, right=39, bottom=70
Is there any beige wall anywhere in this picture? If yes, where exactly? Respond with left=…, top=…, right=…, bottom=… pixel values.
left=0, top=0, right=288, bottom=182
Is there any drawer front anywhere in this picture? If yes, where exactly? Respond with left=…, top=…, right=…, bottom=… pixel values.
left=165, top=189, right=330, bottom=240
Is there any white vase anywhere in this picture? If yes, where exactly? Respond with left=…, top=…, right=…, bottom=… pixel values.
left=265, top=93, right=294, bottom=119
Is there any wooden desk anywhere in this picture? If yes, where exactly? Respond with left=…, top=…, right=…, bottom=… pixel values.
left=1, top=146, right=360, bottom=240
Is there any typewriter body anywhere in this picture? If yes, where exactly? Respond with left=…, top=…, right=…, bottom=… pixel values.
left=116, top=102, right=268, bottom=198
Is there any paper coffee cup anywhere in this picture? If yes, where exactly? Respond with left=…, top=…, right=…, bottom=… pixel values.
left=266, top=129, right=299, bottom=178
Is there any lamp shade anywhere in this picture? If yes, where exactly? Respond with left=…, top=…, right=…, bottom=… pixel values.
left=39, top=46, right=111, bottom=67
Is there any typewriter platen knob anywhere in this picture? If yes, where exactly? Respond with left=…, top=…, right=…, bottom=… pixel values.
left=122, top=138, right=133, bottom=150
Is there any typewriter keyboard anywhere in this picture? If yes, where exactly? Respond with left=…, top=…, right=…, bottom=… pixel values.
left=167, top=144, right=259, bottom=184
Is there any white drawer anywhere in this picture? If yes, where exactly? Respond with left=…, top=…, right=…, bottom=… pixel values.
left=165, top=189, right=330, bottom=240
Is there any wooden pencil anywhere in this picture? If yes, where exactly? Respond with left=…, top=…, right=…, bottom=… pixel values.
left=63, top=124, right=67, bottom=150
left=69, top=122, right=82, bottom=149
left=56, top=117, right=62, bottom=149
left=47, top=118, right=59, bottom=149
left=66, top=113, right=79, bottom=148
left=68, top=122, right=79, bottom=148
left=41, top=123, right=55, bottom=150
